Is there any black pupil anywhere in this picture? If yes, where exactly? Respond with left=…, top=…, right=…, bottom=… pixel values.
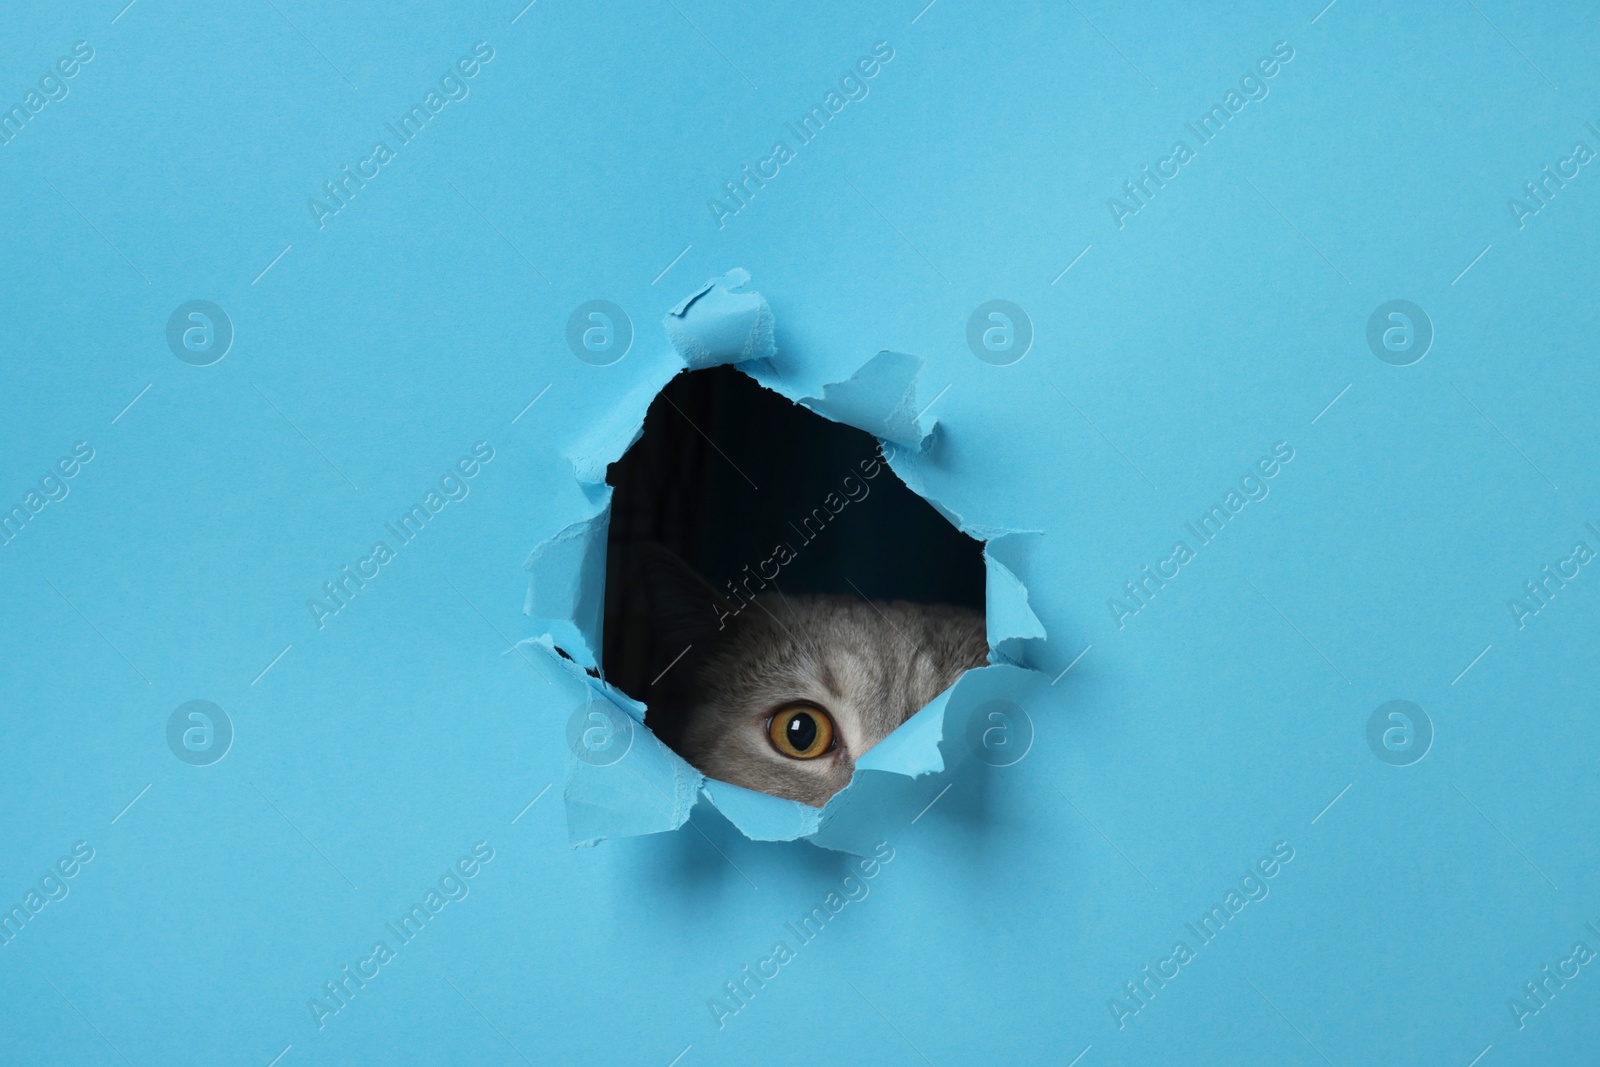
left=785, top=712, right=818, bottom=752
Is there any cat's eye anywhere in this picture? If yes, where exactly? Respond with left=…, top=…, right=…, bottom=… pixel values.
left=767, top=705, right=835, bottom=760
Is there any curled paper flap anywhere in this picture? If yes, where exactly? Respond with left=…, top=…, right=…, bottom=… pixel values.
left=855, top=686, right=950, bottom=776
left=799, top=349, right=937, bottom=451
left=700, top=780, right=824, bottom=842
left=523, top=502, right=611, bottom=671
left=564, top=724, right=703, bottom=848
left=527, top=641, right=700, bottom=848
left=984, top=532, right=1048, bottom=669
left=662, top=267, right=777, bottom=370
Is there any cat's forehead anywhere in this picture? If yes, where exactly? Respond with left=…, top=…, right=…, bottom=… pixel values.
left=719, top=596, right=907, bottom=672
left=704, top=595, right=969, bottom=708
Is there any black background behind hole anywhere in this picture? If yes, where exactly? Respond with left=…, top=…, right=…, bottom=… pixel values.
left=602, top=365, right=984, bottom=699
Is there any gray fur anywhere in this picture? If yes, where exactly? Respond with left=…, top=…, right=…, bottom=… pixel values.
left=666, top=593, right=988, bottom=807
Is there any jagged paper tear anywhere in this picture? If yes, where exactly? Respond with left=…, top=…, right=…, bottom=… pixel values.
left=522, top=269, right=1048, bottom=849
left=795, top=349, right=937, bottom=451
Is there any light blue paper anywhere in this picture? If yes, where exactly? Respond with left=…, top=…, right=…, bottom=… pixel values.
left=4, top=4, right=1597, bottom=1064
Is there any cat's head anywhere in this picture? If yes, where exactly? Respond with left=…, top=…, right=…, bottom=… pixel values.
left=630, top=546, right=988, bottom=807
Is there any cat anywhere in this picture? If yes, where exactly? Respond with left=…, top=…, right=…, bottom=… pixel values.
left=630, top=545, right=988, bottom=807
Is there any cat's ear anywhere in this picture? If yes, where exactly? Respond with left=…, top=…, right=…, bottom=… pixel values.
left=635, top=543, right=735, bottom=652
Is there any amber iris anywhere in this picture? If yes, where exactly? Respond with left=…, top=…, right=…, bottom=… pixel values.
left=768, top=705, right=834, bottom=759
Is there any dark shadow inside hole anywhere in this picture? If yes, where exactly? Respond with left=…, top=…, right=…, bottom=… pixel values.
left=602, top=365, right=985, bottom=707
